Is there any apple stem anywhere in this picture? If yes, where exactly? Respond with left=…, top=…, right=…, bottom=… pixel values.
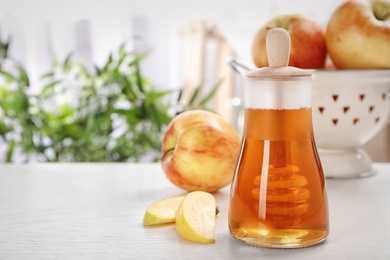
left=382, top=10, right=390, bottom=20
left=372, top=1, right=390, bottom=21
left=161, top=148, right=175, bottom=161
left=375, top=9, right=390, bottom=20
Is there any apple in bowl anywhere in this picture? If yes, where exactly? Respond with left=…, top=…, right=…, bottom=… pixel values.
left=325, top=0, right=390, bottom=69
left=252, top=14, right=327, bottom=69
left=161, top=110, right=241, bottom=193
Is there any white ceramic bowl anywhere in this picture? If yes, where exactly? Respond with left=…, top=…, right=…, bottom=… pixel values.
left=311, top=69, right=390, bottom=178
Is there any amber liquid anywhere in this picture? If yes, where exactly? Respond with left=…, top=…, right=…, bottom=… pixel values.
left=229, top=108, right=329, bottom=248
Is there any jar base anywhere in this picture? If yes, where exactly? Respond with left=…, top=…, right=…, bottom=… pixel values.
left=230, top=228, right=328, bottom=249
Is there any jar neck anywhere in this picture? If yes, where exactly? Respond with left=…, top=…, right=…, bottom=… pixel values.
left=244, top=78, right=312, bottom=110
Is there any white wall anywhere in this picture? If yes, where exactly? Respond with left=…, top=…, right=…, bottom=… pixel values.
left=0, top=0, right=344, bottom=92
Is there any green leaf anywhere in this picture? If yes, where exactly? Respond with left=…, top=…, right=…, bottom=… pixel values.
left=63, top=53, right=73, bottom=72
left=122, top=78, right=137, bottom=101
left=133, top=62, right=144, bottom=93
left=118, top=43, right=132, bottom=65
left=0, top=36, right=10, bottom=60
left=52, top=57, right=59, bottom=67
left=6, top=140, right=15, bottom=162
left=40, top=72, right=55, bottom=80
left=0, top=69, right=15, bottom=82
left=128, top=52, right=148, bottom=67
left=15, top=88, right=29, bottom=111
left=41, top=80, right=61, bottom=97
left=0, top=121, right=10, bottom=136
left=119, top=42, right=126, bottom=55
left=188, top=85, right=201, bottom=107
left=102, top=54, right=113, bottom=73
left=149, top=90, right=173, bottom=101
left=17, top=64, right=30, bottom=87
left=198, top=79, right=222, bottom=107
left=78, top=63, right=91, bottom=78
left=95, top=65, right=102, bottom=76
left=85, top=108, right=96, bottom=134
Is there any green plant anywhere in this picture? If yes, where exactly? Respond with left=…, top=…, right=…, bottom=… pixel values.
left=0, top=36, right=33, bottom=162
left=0, top=39, right=221, bottom=162
left=1, top=43, right=174, bottom=162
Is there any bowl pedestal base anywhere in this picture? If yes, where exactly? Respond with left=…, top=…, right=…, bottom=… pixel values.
left=318, top=148, right=376, bottom=179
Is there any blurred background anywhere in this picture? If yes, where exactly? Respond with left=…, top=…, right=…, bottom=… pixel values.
left=0, top=0, right=342, bottom=91
left=0, top=0, right=388, bottom=162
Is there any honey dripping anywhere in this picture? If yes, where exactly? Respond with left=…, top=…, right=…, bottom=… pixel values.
left=228, top=28, right=329, bottom=248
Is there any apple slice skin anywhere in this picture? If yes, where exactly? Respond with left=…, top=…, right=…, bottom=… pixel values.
left=175, top=191, right=216, bottom=244
left=143, top=196, right=185, bottom=226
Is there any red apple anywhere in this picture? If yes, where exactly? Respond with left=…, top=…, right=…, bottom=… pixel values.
left=252, top=14, right=327, bottom=69
left=161, top=110, right=241, bottom=193
left=325, top=0, right=390, bottom=69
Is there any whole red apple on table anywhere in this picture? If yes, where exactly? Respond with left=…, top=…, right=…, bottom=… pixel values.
left=325, top=0, right=390, bottom=69
left=161, top=110, right=241, bottom=193
left=252, top=14, right=327, bottom=69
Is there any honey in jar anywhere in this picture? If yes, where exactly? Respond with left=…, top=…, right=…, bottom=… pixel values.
left=228, top=28, right=329, bottom=248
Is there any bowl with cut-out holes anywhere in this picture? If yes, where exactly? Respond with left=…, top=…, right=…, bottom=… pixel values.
left=311, top=69, right=390, bottom=179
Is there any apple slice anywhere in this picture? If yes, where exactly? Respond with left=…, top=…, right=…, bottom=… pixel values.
left=175, top=191, right=216, bottom=244
left=143, top=195, right=185, bottom=226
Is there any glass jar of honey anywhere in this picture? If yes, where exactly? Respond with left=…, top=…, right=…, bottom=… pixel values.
left=228, top=28, right=329, bottom=248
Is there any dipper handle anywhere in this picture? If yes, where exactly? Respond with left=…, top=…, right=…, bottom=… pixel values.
left=266, top=28, right=291, bottom=68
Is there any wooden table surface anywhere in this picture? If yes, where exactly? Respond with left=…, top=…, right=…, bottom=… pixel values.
left=0, top=163, right=389, bottom=259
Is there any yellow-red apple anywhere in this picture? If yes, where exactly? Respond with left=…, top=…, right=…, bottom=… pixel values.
left=161, top=110, right=241, bottom=193
left=252, top=14, right=327, bottom=69
left=325, top=0, right=390, bottom=69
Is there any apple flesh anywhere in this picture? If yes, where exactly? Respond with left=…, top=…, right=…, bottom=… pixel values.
left=252, top=14, right=327, bottom=69
left=143, top=195, right=185, bottom=226
left=325, top=0, right=390, bottom=69
left=161, top=110, right=241, bottom=193
left=175, top=191, right=216, bottom=244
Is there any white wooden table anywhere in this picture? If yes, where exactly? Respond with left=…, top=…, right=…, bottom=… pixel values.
left=0, top=163, right=389, bottom=259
